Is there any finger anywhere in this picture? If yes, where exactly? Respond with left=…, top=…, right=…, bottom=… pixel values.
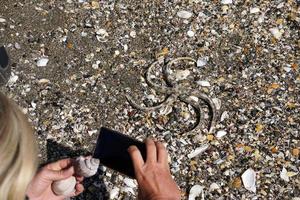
left=47, top=158, right=73, bottom=170
left=74, top=183, right=84, bottom=196
left=128, top=145, right=144, bottom=170
left=44, top=166, right=74, bottom=181
left=156, top=142, right=168, bottom=165
left=75, top=175, right=84, bottom=182
left=145, top=138, right=157, bottom=163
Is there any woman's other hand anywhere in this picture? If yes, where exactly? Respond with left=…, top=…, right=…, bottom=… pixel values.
left=128, top=139, right=181, bottom=200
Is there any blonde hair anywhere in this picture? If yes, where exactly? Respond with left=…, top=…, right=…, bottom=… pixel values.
left=0, top=92, right=38, bottom=200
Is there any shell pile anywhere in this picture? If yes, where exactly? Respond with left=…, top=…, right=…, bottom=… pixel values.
left=51, top=156, right=100, bottom=196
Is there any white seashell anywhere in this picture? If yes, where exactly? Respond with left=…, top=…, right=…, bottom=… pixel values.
left=209, top=183, right=220, bottom=191
left=188, top=144, right=209, bottom=159
left=280, top=167, right=289, bottom=182
left=221, top=0, right=232, bottom=4
left=159, top=105, right=173, bottom=115
left=37, top=57, right=49, bottom=67
left=196, top=80, right=210, bottom=87
left=0, top=18, right=6, bottom=23
left=216, top=130, right=227, bottom=138
left=174, top=69, right=191, bottom=81
left=280, top=167, right=298, bottom=182
left=269, top=28, right=284, bottom=40
left=242, top=168, right=256, bottom=193
left=220, top=111, right=229, bottom=122
left=188, top=96, right=199, bottom=102
left=52, top=176, right=76, bottom=196
left=109, top=187, right=120, bottom=199
left=177, top=10, right=193, bottom=19
left=121, top=187, right=135, bottom=195
left=123, top=177, right=137, bottom=188
left=187, top=30, right=195, bottom=37
left=95, top=28, right=109, bottom=42
left=38, top=78, right=50, bottom=84
left=188, top=185, right=204, bottom=200
left=283, top=67, right=292, bottom=72
left=75, top=156, right=100, bottom=177
left=250, top=7, right=260, bottom=14
left=130, top=30, right=136, bottom=38
left=212, top=98, right=221, bottom=110
left=96, top=28, right=108, bottom=36
left=197, top=58, right=207, bottom=67
left=8, top=73, right=19, bottom=85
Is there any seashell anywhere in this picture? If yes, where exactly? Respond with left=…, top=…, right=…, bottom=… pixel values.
left=196, top=80, right=210, bottom=87
left=196, top=58, right=207, bottom=67
left=177, top=10, right=193, bottom=19
left=109, top=187, right=120, bottom=199
left=216, top=130, right=227, bottom=138
left=0, top=18, right=6, bottom=23
left=188, top=144, right=209, bottom=159
left=187, top=30, right=195, bottom=37
left=36, top=57, right=49, bottom=67
left=280, top=167, right=298, bottom=182
left=74, top=156, right=100, bottom=177
left=250, top=7, right=260, bottom=14
left=221, top=0, right=232, bottom=4
left=188, top=185, right=204, bottom=200
left=269, top=27, right=284, bottom=40
left=174, top=69, right=191, bottom=81
left=209, top=183, right=220, bottom=192
left=241, top=168, right=256, bottom=193
left=280, top=167, right=289, bottom=182
left=52, top=176, right=76, bottom=196
left=123, top=177, right=137, bottom=188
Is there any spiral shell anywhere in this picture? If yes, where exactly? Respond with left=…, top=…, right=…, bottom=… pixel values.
left=52, top=176, right=76, bottom=196
left=74, top=156, right=100, bottom=177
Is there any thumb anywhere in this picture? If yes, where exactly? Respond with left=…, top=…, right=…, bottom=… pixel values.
left=44, top=166, right=74, bottom=181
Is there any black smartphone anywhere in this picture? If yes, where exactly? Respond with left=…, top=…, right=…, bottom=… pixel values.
left=93, top=127, right=146, bottom=178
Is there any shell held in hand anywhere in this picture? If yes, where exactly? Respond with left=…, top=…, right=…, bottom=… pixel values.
left=74, top=156, right=100, bottom=177
left=52, top=176, right=76, bottom=196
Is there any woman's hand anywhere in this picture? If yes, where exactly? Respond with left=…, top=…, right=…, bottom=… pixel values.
left=26, top=158, right=84, bottom=200
left=128, top=139, right=181, bottom=200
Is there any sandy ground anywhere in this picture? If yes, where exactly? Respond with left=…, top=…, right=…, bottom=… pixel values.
left=0, top=0, right=299, bottom=199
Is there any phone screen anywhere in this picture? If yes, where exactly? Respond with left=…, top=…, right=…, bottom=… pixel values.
left=93, top=127, right=146, bottom=178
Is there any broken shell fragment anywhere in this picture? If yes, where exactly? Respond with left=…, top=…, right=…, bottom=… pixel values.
left=241, top=168, right=256, bottom=193
left=37, top=57, right=49, bottom=67
left=188, top=185, right=204, bottom=200
left=52, top=176, right=76, bottom=196
left=74, top=156, right=100, bottom=177
left=216, top=130, right=227, bottom=138
left=177, top=10, right=193, bottom=19
left=187, top=144, right=209, bottom=159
